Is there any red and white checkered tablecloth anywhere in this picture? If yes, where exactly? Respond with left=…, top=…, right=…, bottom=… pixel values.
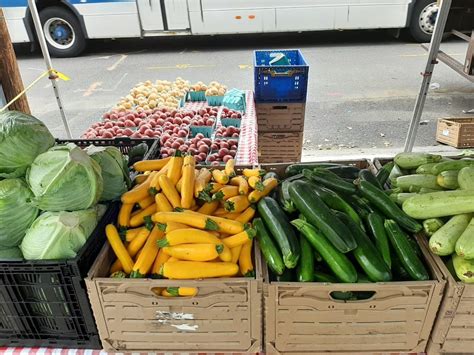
left=183, top=90, right=258, bottom=165
left=0, top=349, right=252, bottom=354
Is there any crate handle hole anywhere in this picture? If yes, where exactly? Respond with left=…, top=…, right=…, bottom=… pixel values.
left=329, top=291, right=376, bottom=302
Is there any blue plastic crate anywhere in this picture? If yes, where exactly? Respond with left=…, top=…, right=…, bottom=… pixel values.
left=254, top=49, right=309, bottom=103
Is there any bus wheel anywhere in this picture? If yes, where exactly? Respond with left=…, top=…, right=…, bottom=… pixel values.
left=39, top=6, right=86, bottom=57
left=409, top=0, right=438, bottom=43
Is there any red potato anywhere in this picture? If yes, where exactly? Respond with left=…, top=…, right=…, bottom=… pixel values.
left=222, top=107, right=229, bottom=113
left=104, top=121, right=113, bottom=129
left=210, top=143, right=219, bottom=151
left=173, top=127, right=180, bottom=134
left=196, top=133, right=205, bottom=139
left=230, top=113, right=238, bottom=119
left=116, top=128, right=124, bottom=135
left=220, top=141, right=229, bottom=150
left=187, top=148, right=197, bottom=156
left=206, top=119, right=215, bottom=127
left=232, top=132, right=239, bottom=138
left=219, top=148, right=230, bottom=158
left=102, top=131, right=113, bottom=139
left=131, top=132, right=142, bottom=138
left=118, top=112, right=125, bottom=118
left=198, top=109, right=207, bottom=116
left=124, top=120, right=135, bottom=127
left=179, top=145, right=188, bottom=152
left=161, top=153, right=169, bottom=158
left=102, top=113, right=110, bottom=119
left=198, top=152, right=207, bottom=161
left=148, top=120, right=157, bottom=128
left=203, top=113, right=210, bottom=119
left=144, top=129, right=155, bottom=137
left=178, top=130, right=187, bottom=137
left=116, top=121, right=125, bottom=127
left=174, top=113, right=183, bottom=119
left=91, top=123, right=99, bottom=129
left=211, top=161, right=220, bottom=166
left=176, top=138, right=185, bottom=145
left=123, top=128, right=134, bottom=136
left=198, top=145, right=209, bottom=154
left=202, top=138, right=212, bottom=146
left=173, top=118, right=182, bottom=125
left=171, top=141, right=181, bottom=149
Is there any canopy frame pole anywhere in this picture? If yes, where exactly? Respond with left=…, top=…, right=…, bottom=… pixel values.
left=403, top=0, right=452, bottom=152
left=27, top=0, right=72, bottom=138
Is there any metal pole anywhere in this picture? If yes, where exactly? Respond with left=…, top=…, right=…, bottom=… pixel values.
left=403, top=0, right=452, bottom=152
left=27, top=0, right=72, bottom=138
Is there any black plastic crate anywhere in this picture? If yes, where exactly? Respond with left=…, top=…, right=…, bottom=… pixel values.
left=55, top=137, right=160, bottom=159
left=0, top=202, right=120, bottom=348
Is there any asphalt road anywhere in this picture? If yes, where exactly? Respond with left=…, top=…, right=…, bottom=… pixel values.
left=14, top=30, right=474, bottom=155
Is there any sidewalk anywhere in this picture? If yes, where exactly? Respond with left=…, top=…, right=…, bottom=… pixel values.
left=301, top=144, right=463, bottom=162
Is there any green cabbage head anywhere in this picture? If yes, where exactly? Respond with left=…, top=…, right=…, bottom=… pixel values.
left=0, top=246, right=23, bottom=260
left=0, top=110, right=55, bottom=178
left=20, top=207, right=100, bottom=260
left=27, top=143, right=103, bottom=211
left=85, top=145, right=131, bottom=201
left=0, top=178, right=39, bottom=247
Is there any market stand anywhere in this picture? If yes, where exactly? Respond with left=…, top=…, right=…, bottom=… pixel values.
left=0, top=3, right=473, bottom=355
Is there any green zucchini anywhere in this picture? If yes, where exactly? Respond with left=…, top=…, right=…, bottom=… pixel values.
left=358, top=180, right=422, bottom=233
left=394, top=153, right=442, bottom=170
left=254, top=218, right=286, bottom=275
left=403, top=190, right=474, bottom=219
left=303, top=169, right=356, bottom=195
left=455, top=217, right=474, bottom=259
left=357, top=273, right=372, bottom=283
left=296, top=236, right=314, bottom=282
left=419, top=187, right=439, bottom=193
left=325, top=166, right=361, bottom=179
left=458, top=166, right=474, bottom=190
left=377, top=161, right=395, bottom=185
left=391, top=253, right=411, bottom=281
left=257, top=197, right=300, bottom=269
left=390, top=192, right=417, bottom=206
left=313, top=270, right=338, bottom=283
left=423, top=218, right=445, bottom=237
left=431, top=160, right=474, bottom=175
left=291, top=219, right=357, bottom=283
left=359, top=169, right=383, bottom=190
left=128, top=142, right=149, bottom=166
left=311, top=185, right=363, bottom=230
left=384, top=220, right=429, bottom=281
left=285, top=163, right=343, bottom=177
left=289, top=180, right=357, bottom=253
left=278, top=174, right=303, bottom=213
left=396, top=174, right=442, bottom=192
left=273, top=268, right=294, bottom=282
left=337, top=212, right=392, bottom=282
left=366, top=212, right=391, bottom=269
left=314, top=249, right=323, bottom=262
left=452, top=254, right=474, bottom=283
left=388, top=164, right=406, bottom=187
left=416, top=162, right=439, bottom=174
left=429, top=214, right=471, bottom=256
left=437, top=170, right=459, bottom=189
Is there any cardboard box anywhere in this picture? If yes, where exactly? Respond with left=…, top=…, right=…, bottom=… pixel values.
left=258, top=132, right=303, bottom=163
left=436, top=117, right=474, bottom=148
left=256, top=102, right=306, bottom=132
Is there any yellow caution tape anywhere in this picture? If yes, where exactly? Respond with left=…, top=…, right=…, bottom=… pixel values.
left=0, top=69, right=70, bottom=113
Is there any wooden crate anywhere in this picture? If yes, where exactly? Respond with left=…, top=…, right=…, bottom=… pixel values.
left=86, top=242, right=263, bottom=353
left=256, top=102, right=305, bottom=132
left=436, top=117, right=474, bottom=148
left=258, top=132, right=303, bottom=163
left=421, top=236, right=474, bottom=354
left=264, top=234, right=445, bottom=354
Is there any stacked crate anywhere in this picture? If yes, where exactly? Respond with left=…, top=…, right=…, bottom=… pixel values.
left=254, top=49, right=309, bottom=163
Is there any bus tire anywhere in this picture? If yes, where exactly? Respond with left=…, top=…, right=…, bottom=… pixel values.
left=409, top=0, right=438, bottom=43
left=39, top=6, right=86, bottom=57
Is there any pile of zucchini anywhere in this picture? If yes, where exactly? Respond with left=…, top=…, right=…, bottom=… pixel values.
left=254, top=162, right=431, bottom=295
left=383, top=152, right=474, bottom=284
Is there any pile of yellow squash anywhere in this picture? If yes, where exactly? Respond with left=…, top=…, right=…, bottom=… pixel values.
left=105, top=152, right=278, bottom=293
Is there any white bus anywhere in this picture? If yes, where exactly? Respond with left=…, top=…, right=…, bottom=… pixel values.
left=2, top=0, right=438, bottom=57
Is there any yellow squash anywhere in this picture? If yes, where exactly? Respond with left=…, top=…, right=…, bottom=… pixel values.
left=158, top=175, right=182, bottom=209
left=212, top=169, right=229, bottom=185
left=117, top=203, right=134, bottom=228
left=231, top=244, right=243, bottom=264
left=130, top=225, right=164, bottom=278
left=127, top=227, right=151, bottom=257
left=157, top=221, right=189, bottom=233
left=121, top=171, right=157, bottom=204
left=106, top=224, right=134, bottom=274
left=162, top=261, right=239, bottom=279
left=194, top=168, right=212, bottom=197
left=230, top=176, right=249, bottom=195
left=243, top=168, right=265, bottom=178
left=239, top=239, right=254, bottom=276
left=219, top=244, right=232, bottom=262
left=151, top=248, right=170, bottom=277
left=129, top=204, right=157, bottom=227
left=158, top=228, right=221, bottom=247
left=167, top=150, right=184, bottom=185
left=224, top=195, right=250, bottom=213
left=137, top=196, right=155, bottom=209
left=181, top=155, right=196, bottom=209
left=235, top=205, right=256, bottom=224
left=248, top=177, right=278, bottom=203
left=213, top=185, right=239, bottom=201
left=222, top=228, right=256, bottom=249
left=248, top=176, right=264, bottom=191
left=133, top=157, right=170, bottom=172
left=165, top=287, right=198, bottom=297
left=198, top=200, right=219, bottom=215
left=224, top=158, right=236, bottom=177
left=155, top=192, right=173, bottom=212
left=163, top=243, right=223, bottom=261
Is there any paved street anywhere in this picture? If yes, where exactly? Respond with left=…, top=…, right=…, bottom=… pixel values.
left=14, top=30, right=474, bottom=156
